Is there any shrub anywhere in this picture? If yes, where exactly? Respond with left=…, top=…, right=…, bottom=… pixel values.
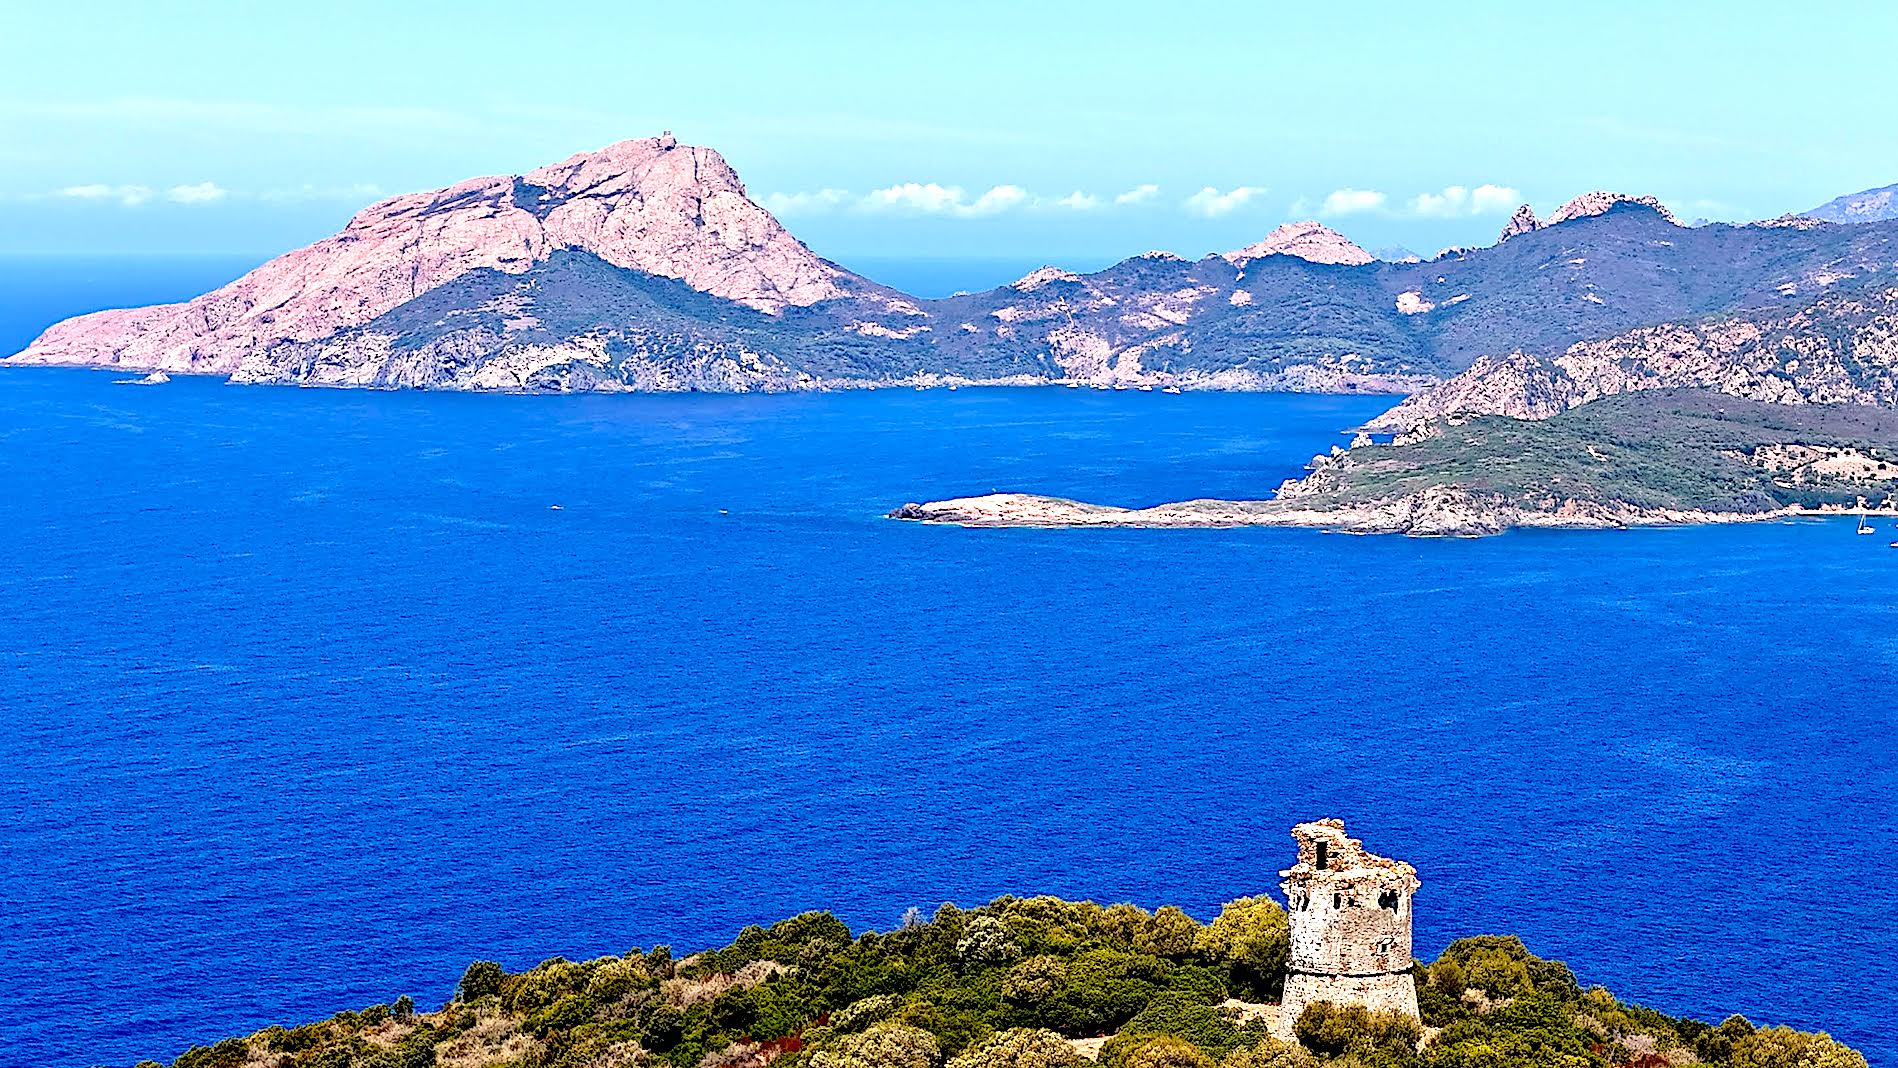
left=1424, top=993, right=1601, bottom=1068
left=946, top=1028, right=1088, bottom=1068
left=1219, top=1036, right=1317, bottom=1068
left=458, top=960, right=506, bottom=1002
left=1433, top=937, right=1579, bottom=1002
left=956, top=916, right=1023, bottom=967
left=523, top=992, right=594, bottom=1037
left=1119, top=1035, right=1216, bottom=1068
left=1004, top=956, right=1068, bottom=1005
left=391, top=994, right=416, bottom=1021
left=1142, top=907, right=1206, bottom=960
left=834, top=994, right=905, bottom=1032
left=1194, top=898, right=1290, bottom=1000
left=1732, top=1026, right=1867, bottom=1068
left=1031, top=950, right=1168, bottom=1036
left=809, top=1022, right=943, bottom=1068
left=1099, top=992, right=1244, bottom=1064
left=1292, top=1002, right=1421, bottom=1060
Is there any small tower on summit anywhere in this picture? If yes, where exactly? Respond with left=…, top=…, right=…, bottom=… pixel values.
left=1279, top=819, right=1420, bottom=1033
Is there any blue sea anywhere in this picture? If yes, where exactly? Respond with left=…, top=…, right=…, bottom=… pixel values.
left=1, top=259, right=1895, bottom=1068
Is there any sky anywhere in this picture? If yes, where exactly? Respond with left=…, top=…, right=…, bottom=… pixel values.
left=4, top=0, right=1898, bottom=269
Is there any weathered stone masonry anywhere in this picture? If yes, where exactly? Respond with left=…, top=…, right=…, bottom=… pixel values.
left=1278, top=819, right=1421, bottom=1033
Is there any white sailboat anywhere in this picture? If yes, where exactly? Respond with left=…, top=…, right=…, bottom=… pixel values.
left=1857, top=497, right=1876, bottom=535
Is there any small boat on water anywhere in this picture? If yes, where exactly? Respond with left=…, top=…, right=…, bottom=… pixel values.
left=117, top=370, right=170, bottom=386
left=1858, top=513, right=1876, bottom=535
left=1163, top=386, right=1183, bottom=394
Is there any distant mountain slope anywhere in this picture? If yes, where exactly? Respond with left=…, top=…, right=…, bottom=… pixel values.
left=940, top=203, right=1898, bottom=388
left=13, top=135, right=1898, bottom=394
left=1367, top=280, right=1898, bottom=431
left=1805, top=182, right=1898, bottom=224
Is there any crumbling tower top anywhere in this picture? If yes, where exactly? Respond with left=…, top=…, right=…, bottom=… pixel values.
left=1280, top=819, right=1420, bottom=891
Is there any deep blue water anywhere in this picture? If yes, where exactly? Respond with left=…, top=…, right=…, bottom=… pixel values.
left=1, top=262, right=1896, bottom=1068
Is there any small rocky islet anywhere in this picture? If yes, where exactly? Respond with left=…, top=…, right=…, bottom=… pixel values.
left=147, top=823, right=1865, bottom=1068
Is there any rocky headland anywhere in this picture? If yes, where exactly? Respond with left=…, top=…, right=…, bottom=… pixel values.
left=891, top=392, right=1898, bottom=536
left=139, top=890, right=1867, bottom=1068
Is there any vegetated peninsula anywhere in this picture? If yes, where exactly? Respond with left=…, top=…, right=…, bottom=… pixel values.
left=143, top=823, right=1864, bottom=1068
left=12, top=133, right=1898, bottom=396
left=894, top=267, right=1898, bottom=535
left=890, top=392, right=1898, bottom=537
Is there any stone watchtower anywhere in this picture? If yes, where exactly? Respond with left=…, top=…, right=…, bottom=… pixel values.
left=1279, top=819, right=1420, bottom=1033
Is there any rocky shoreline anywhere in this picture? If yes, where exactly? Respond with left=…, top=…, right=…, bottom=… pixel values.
left=887, top=491, right=1795, bottom=538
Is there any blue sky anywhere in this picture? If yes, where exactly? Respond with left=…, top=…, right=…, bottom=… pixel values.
left=4, top=0, right=1897, bottom=266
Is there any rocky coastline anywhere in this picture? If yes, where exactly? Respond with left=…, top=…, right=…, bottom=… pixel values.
left=886, top=491, right=1792, bottom=538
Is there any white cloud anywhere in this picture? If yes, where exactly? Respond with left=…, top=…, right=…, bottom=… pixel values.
left=966, top=184, right=1028, bottom=215
left=1470, top=184, right=1521, bottom=214
left=59, top=183, right=154, bottom=206
left=1184, top=185, right=1267, bottom=218
left=1319, top=188, right=1388, bottom=217
left=1115, top=183, right=1161, bottom=206
left=1050, top=190, right=1099, bottom=211
left=762, top=188, right=850, bottom=216
left=166, top=181, right=226, bottom=204
left=860, top=182, right=1031, bottom=218
left=863, top=181, right=966, bottom=214
left=1408, top=183, right=1522, bottom=217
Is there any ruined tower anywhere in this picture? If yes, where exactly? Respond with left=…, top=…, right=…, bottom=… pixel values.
left=1279, top=819, right=1420, bottom=1033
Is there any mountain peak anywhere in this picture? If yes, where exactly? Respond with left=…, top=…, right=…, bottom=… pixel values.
left=1545, top=191, right=1678, bottom=227
left=1493, top=193, right=1677, bottom=246
left=17, top=134, right=855, bottom=374
left=1223, top=221, right=1374, bottom=266
left=1497, top=204, right=1542, bottom=243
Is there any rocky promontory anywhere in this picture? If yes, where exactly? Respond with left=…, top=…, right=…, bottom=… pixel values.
left=892, top=391, right=1898, bottom=537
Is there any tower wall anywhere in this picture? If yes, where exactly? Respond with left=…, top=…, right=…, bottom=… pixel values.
left=1278, top=820, right=1420, bottom=1035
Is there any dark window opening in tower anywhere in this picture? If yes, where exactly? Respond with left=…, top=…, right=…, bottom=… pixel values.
left=1316, top=842, right=1329, bottom=869
left=1333, top=893, right=1342, bottom=909
left=1379, top=890, right=1399, bottom=911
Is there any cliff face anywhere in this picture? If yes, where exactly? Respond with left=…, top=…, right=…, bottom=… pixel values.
left=11, top=136, right=861, bottom=375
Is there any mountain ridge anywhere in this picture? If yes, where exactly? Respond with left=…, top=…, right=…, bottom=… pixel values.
left=13, top=137, right=1898, bottom=397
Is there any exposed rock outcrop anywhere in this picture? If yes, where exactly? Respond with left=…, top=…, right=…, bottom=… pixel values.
left=1545, top=191, right=1679, bottom=227
left=12, top=136, right=860, bottom=374
left=1223, top=221, right=1376, bottom=266
left=1497, top=204, right=1542, bottom=243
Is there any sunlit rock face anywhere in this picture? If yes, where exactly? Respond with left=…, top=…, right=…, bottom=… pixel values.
left=12, top=135, right=856, bottom=374
left=1223, top=221, right=1376, bottom=266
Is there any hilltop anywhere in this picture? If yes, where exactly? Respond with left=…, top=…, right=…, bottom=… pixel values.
left=146, top=894, right=1863, bottom=1068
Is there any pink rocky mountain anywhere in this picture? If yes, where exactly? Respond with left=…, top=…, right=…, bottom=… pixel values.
left=13, top=135, right=860, bottom=374
left=1222, top=221, right=1375, bottom=266
left=1495, top=191, right=1680, bottom=244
